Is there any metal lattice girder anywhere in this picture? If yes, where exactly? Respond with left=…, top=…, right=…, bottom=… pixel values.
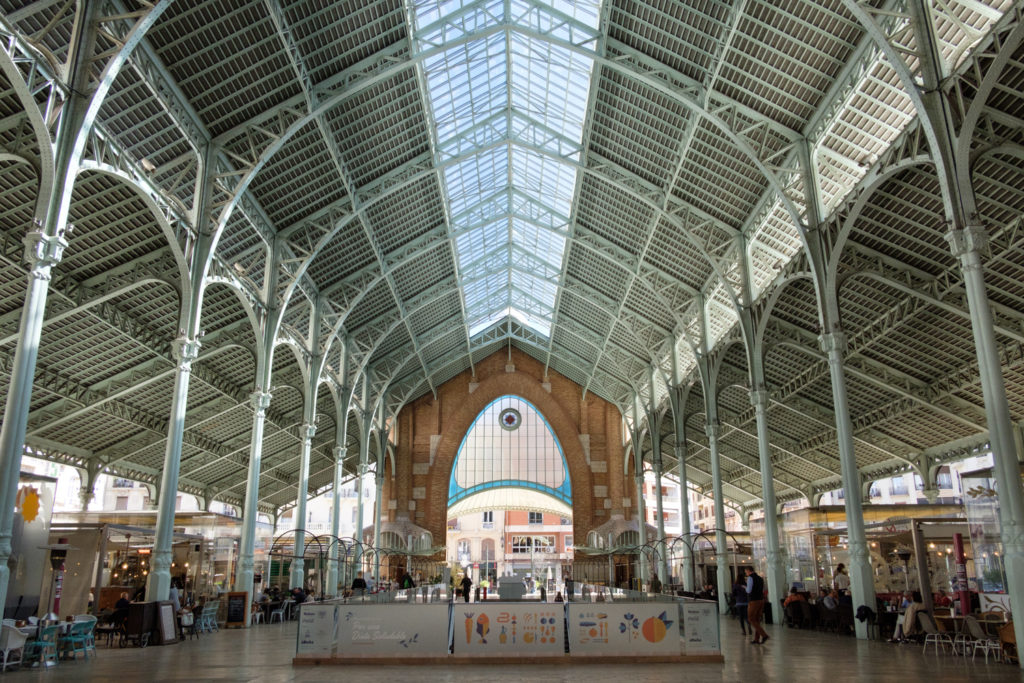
left=2, top=0, right=1024, bottom=520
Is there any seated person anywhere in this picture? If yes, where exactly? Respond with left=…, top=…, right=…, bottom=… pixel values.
left=934, top=589, right=952, bottom=608
left=115, top=591, right=131, bottom=609
left=822, top=589, right=839, bottom=610
left=890, top=591, right=925, bottom=642
left=351, top=571, right=368, bottom=593
left=783, top=587, right=806, bottom=607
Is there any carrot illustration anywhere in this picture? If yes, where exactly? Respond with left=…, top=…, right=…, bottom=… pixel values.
left=464, top=613, right=474, bottom=644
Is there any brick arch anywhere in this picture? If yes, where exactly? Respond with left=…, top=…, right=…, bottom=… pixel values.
left=425, top=371, right=594, bottom=546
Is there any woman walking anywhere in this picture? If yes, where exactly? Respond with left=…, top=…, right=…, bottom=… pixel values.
left=732, top=576, right=750, bottom=636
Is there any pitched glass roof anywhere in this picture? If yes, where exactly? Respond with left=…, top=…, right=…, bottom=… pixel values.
left=413, top=0, right=601, bottom=337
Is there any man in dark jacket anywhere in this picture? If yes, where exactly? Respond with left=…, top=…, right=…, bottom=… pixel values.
left=745, top=566, right=769, bottom=644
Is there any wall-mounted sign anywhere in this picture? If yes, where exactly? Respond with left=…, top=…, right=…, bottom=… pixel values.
left=297, top=604, right=338, bottom=657
left=455, top=603, right=563, bottom=657
left=567, top=603, right=680, bottom=656
left=337, top=604, right=449, bottom=658
left=681, top=602, right=720, bottom=655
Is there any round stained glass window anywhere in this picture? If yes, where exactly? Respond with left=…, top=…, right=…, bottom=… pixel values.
left=498, top=408, right=521, bottom=431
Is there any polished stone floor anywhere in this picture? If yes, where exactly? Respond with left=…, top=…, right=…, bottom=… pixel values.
left=8, top=617, right=1022, bottom=681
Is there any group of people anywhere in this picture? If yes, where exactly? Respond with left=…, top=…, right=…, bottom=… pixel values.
left=731, top=567, right=770, bottom=645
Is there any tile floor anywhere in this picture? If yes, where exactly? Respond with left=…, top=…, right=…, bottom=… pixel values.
left=7, top=616, right=1022, bottom=681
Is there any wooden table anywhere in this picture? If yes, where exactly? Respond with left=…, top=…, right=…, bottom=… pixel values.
left=935, top=614, right=1006, bottom=636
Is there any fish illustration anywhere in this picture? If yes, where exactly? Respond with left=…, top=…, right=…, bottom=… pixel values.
left=476, top=613, right=490, bottom=643
left=464, top=613, right=474, bottom=644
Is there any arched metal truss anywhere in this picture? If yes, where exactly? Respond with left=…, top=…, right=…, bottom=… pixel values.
left=0, top=0, right=1022, bottom=525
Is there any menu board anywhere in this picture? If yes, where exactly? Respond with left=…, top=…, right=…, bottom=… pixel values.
left=567, top=603, right=680, bottom=656
left=156, top=601, right=178, bottom=645
left=681, top=602, right=720, bottom=655
left=226, top=592, right=247, bottom=628
left=297, top=604, right=338, bottom=657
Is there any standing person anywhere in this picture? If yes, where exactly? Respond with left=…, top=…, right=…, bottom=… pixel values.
left=649, top=572, right=662, bottom=594
left=351, top=571, right=367, bottom=594
left=168, top=579, right=182, bottom=612
left=732, top=576, right=750, bottom=636
left=460, top=573, right=473, bottom=603
left=745, top=566, right=769, bottom=644
left=564, top=573, right=574, bottom=602
left=834, top=563, right=850, bottom=596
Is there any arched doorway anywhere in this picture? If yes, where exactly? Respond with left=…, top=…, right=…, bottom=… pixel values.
left=445, top=396, right=574, bottom=592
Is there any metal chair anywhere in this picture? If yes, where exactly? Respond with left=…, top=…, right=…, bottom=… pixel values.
left=24, top=623, right=60, bottom=667
left=197, top=603, right=219, bottom=633
left=59, top=620, right=93, bottom=660
left=269, top=605, right=285, bottom=623
left=965, top=615, right=1002, bottom=662
left=919, top=612, right=952, bottom=655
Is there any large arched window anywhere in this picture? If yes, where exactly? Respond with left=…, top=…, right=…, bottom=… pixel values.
left=448, top=395, right=571, bottom=506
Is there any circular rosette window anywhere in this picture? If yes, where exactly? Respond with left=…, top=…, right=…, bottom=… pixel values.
left=498, top=407, right=521, bottom=431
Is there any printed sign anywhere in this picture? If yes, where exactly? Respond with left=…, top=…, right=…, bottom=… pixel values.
left=980, top=593, right=1011, bottom=616
left=454, top=603, right=564, bottom=657
left=338, top=604, right=449, bottom=657
left=681, top=602, right=720, bottom=655
left=297, top=604, right=338, bottom=657
left=567, top=603, right=680, bottom=656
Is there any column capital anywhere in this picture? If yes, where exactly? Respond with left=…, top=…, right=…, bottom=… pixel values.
left=818, top=331, right=848, bottom=355
left=23, top=229, right=69, bottom=279
left=172, top=337, right=202, bottom=371
left=301, top=422, right=317, bottom=441
left=78, top=486, right=94, bottom=511
left=249, top=390, right=272, bottom=413
left=358, top=462, right=370, bottom=476
left=945, top=223, right=989, bottom=259
left=333, top=445, right=347, bottom=460
left=704, top=422, right=720, bottom=440
left=748, top=389, right=770, bottom=409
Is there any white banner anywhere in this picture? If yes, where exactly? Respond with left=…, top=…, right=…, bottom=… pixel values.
left=297, top=605, right=338, bottom=657
left=454, top=603, right=564, bottom=657
left=337, top=604, right=449, bottom=658
left=681, top=602, right=720, bottom=655
left=567, top=603, right=680, bottom=656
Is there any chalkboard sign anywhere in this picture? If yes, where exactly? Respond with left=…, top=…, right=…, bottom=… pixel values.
left=156, top=601, right=178, bottom=645
left=226, top=591, right=248, bottom=628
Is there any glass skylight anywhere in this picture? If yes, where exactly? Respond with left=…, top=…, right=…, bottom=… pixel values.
left=413, top=0, right=601, bottom=338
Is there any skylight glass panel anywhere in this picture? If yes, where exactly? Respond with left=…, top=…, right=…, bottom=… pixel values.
left=413, top=0, right=602, bottom=340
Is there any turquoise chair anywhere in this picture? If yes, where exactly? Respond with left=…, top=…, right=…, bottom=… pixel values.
left=24, top=624, right=59, bottom=667
left=59, top=621, right=94, bottom=660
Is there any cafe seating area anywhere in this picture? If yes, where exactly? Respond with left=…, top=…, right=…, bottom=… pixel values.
left=0, top=614, right=98, bottom=671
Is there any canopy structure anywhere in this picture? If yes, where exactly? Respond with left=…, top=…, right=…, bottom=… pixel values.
left=0, top=0, right=1022, bottom=522
left=447, top=488, right=573, bottom=520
